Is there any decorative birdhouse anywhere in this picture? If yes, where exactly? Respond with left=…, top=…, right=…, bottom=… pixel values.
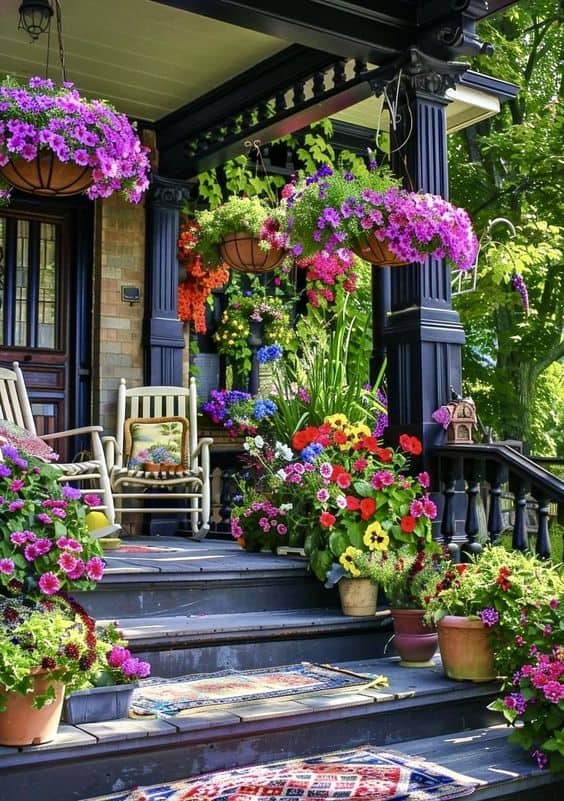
left=445, top=398, right=478, bottom=444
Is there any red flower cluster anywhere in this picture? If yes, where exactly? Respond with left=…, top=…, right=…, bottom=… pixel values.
left=496, top=565, right=512, bottom=591
left=177, top=220, right=228, bottom=333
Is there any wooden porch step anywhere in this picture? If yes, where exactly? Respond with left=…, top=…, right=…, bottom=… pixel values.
left=0, top=656, right=515, bottom=801
left=109, top=609, right=393, bottom=676
left=76, top=538, right=338, bottom=618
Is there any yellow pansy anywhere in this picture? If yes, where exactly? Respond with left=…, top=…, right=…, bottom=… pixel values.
left=325, top=413, right=349, bottom=429
left=364, top=521, right=389, bottom=551
left=339, top=546, right=362, bottom=576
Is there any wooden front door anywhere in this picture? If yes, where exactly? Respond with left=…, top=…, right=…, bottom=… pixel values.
left=0, top=201, right=93, bottom=460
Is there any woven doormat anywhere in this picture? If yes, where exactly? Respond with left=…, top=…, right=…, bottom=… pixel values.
left=84, top=745, right=482, bottom=800
left=130, top=662, right=385, bottom=718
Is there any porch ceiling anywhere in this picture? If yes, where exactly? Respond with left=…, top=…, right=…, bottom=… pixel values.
left=0, top=0, right=521, bottom=175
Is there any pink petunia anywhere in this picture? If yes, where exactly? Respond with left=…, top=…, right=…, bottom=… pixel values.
left=0, top=558, right=15, bottom=575
left=86, top=556, right=105, bottom=581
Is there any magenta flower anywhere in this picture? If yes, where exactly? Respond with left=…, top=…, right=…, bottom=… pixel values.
left=58, top=552, right=79, bottom=574
left=38, top=571, right=61, bottom=595
left=107, top=646, right=129, bottom=668
left=84, top=494, right=101, bottom=507
left=86, top=556, right=105, bottom=581
left=0, top=558, right=15, bottom=575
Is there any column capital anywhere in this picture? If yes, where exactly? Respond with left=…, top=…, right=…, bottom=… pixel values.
left=148, top=174, right=195, bottom=209
left=367, top=46, right=468, bottom=101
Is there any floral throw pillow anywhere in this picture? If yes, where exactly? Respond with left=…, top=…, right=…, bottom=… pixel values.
left=0, top=419, right=59, bottom=462
left=124, top=417, right=189, bottom=469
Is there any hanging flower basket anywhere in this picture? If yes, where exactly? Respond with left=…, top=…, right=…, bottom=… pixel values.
left=0, top=151, right=92, bottom=196
left=0, top=75, right=150, bottom=204
left=351, top=234, right=409, bottom=267
left=220, top=233, right=285, bottom=273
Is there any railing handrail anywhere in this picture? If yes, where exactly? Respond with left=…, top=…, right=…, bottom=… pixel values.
left=433, top=443, right=564, bottom=503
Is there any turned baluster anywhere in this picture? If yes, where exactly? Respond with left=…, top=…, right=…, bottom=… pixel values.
left=485, top=461, right=507, bottom=546
left=440, top=458, right=460, bottom=562
left=531, top=492, right=551, bottom=559
left=460, top=458, right=483, bottom=562
left=509, top=474, right=530, bottom=552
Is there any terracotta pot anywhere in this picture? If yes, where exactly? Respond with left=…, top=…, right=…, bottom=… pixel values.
left=143, top=462, right=183, bottom=473
left=390, top=608, right=438, bottom=667
left=437, top=615, right=497, bottom=682
left=219, top=233, right=286, bottom=273
left=0, top=675, right=65, bottom=746
left=351, top=234, right=408, bottom=267
left=0, top=151, right=92, bottom=197
left=338, top=578, right=378, bottom=616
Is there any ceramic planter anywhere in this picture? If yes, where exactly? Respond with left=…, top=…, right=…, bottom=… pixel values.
left=437, top=615, right=497, bottom=682
left=390, top=608, right=438, bottom=667
left=219, top=233, right=285, bottom=273
left=338, top=578, right=378, bottom=616
left=0, top=674, right=65, bottom=746
left=62, top=683, right=134, bottom=724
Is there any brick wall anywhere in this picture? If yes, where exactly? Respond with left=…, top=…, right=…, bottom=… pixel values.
left=92, top=195, right=146, bottom=434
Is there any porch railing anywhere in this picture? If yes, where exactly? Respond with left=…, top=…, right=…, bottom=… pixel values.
left=433, top=443, right=564, bottom=561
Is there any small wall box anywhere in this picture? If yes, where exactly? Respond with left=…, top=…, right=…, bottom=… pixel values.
left=122, top=286, right=140, bottom=303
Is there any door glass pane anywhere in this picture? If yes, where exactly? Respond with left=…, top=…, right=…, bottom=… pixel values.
left=15, top=220, right=29, bottom=346
left=0, top=217, right=5, bottom=344
left=38, top=222, right=57, bottom=348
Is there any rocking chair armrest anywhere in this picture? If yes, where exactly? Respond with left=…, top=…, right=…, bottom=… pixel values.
left=192, top=437, right=214, bottom=457
left=41, top=425, right=104, bottom=441
left=102, top=435, right=122, bottom=469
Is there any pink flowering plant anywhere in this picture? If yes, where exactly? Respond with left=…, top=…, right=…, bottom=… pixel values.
left=283, top=163, right=478, bottom=271
left=0, top=75, right=150, bottom=204
left=79, top=621, right=151, bottom=688
left=271, top=416, right=437, bottom=585
left=422, top=546, right=563, bottom=772
left=0, top=444, right=105, bottom=597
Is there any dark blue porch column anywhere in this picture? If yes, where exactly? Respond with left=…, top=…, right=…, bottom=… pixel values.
left=145, top=175, right=192, bottom=385
left=374, top=50, right=467, bottom=461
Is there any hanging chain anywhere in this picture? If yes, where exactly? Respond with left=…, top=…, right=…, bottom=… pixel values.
left=55, top=0, right=67, bottom=83
left=243, top=139, right=277, bottom=205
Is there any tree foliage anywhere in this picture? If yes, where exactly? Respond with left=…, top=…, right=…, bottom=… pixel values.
left=449, top=0, right=564, bottom=453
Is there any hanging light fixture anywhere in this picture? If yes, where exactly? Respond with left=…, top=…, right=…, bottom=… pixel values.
left=18, top=0, right=53, bottom=41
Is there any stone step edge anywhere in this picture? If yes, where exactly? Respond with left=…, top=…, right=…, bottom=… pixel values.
left=107, top=608, right=393, bottom=647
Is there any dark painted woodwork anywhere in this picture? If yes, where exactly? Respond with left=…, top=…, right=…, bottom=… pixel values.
left=376, top=49, right=467, bottom=466
left=439, top=456, right=462, bottom=562
left=461, top=457, right=483, bottom=560
left=145, top=174, right=194, bottom=385
left=532, top=495, right=551, bottom=559
left=510, top=474, right=530, bottom=552
left=485, top=460, right=507, bottom=545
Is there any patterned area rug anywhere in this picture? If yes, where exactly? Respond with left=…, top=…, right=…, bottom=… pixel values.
left=86, top=746, right=481, bottom=800
left=130, top=662, right=384, bottom=718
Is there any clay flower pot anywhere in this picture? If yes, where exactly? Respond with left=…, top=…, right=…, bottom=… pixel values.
left=338, top=578, right=378, bottom=616
left=0, top=673, right=65, bottom=746
left=390, top=608, right=438, bottom=667
left=437, top=615, right=497, bottom=682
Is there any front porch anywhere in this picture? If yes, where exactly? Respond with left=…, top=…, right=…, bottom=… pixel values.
left=1, top=537, right=562, bottom=801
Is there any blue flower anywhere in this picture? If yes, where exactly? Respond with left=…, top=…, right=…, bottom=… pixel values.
left=257, top=344, right=283, bottom=364
left=252, top=399, right=277, bottom=420
left=301, top=442, right=324, bottom=463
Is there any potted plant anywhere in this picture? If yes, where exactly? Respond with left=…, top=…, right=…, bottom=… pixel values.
left=354, top=543, right=445, bottom=665
left=213, top=292, right=295, bottom=383
left=283, top=421, right=437, bottom=589
left=195, top=196, right=288, bottom=273
left=0, top=75, right=150, bottom=203
left=422, top=546, right=563, bottom=771
left=282, top=162, right=478, bottom=271
left=63, top=620, right=151, bottom=724
left=0, top=594, right=98, bottom=745
left=0, top=444, right=106, bottom=596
